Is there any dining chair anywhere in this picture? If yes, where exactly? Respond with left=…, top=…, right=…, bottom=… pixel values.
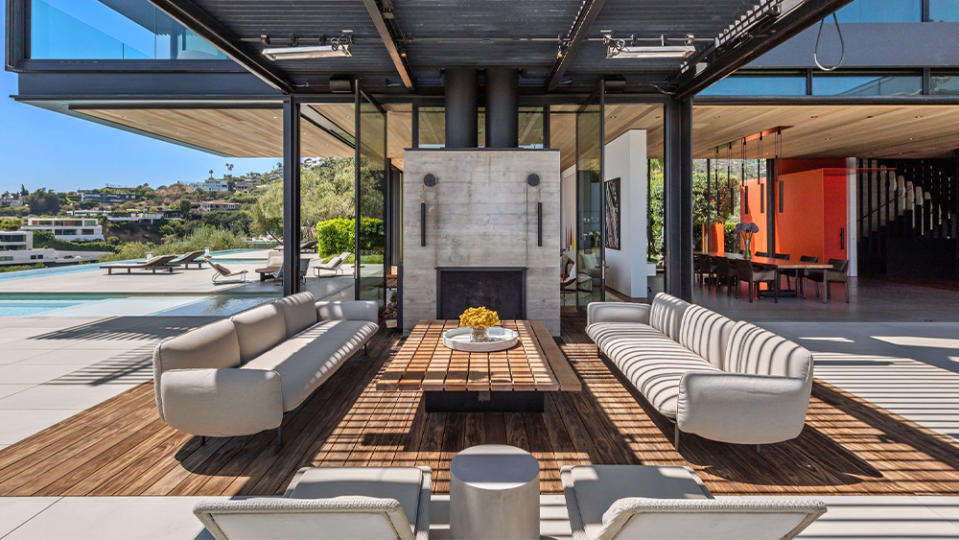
left=735, top=259, right=777, bottom=302
left=805, top=259, right=850, bottom=303
left=797, top=255, right=819, bottom=296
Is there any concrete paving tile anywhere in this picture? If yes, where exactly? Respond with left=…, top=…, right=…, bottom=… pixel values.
left=0, top=364, right=83, bottom=384
left=0, top=384, right=135, bottom=411
left=0, top=385, right=32, bottom=400
left=2, top=497, right=218, bottom=540
left=15, top=349, right=134, bottom=366
left=0, top=497, right=61, bottom=537
left=0, top=350, right=58, bottom=365
left=0, top=410, right=76, bottom=445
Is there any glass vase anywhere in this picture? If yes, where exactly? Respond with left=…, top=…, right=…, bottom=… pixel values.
left=471, top=326, right=488, bottom=342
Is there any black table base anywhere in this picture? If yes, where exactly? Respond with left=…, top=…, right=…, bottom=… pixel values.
left=424, top=391, right=545, bottom=412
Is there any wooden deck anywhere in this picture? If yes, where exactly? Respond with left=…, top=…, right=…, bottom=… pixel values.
left=2, top=317, right=959, bottom=497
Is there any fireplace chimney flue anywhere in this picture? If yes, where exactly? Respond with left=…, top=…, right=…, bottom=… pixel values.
left=485, top=68, right=519, bottom=148
left=444, top=68, right=478, bottom=148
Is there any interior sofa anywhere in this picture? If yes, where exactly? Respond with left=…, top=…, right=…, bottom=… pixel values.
left=153, top=291, right=378, bottom=439
left=586, top=293, right=813, bottom=447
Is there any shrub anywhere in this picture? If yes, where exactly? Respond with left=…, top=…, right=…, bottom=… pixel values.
left=0, top=263, right=44, bottom=273
left=315, top=217, right=354, bottom=257
left=32, top=230, right=116, bottom=253
left=315, top=217, right=384, bottom=257
left=99, top=226, right=248, bottom=262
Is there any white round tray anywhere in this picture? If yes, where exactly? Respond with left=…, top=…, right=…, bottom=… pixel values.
left=443, top=326, right=519, bottom=352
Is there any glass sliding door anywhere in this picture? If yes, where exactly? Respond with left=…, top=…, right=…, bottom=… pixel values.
left=575, top=91, right=605, bottom=306
left=355, top=89, right=387, bottom=306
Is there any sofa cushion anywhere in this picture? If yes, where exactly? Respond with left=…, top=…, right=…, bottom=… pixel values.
left=649, top=293, right=691, bottom=341
left=231, top=303, right=287, bottom=363
left=275, top=292, right=318, bottom=337
left=724, top=321, right=813, bottom=381
left=589, top=322, right=719, bottom=418
left=242, top=319, right=378, bottom=411
left=678, top=305, right=736, bottom=369
left=284, top=467, right=424, bottom=534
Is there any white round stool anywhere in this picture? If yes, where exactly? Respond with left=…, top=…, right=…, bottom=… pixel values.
left=450, top=444, right=540, bottom=540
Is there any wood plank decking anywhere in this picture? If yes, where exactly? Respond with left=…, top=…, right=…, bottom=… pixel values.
left=2, top=318, right=959, bottom=497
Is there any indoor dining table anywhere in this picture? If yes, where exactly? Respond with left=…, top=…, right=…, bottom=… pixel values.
left=706, top=253, right=835, bottom=303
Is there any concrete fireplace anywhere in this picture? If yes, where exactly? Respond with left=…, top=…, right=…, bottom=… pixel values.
left=401, top=149, right=561, bottom=335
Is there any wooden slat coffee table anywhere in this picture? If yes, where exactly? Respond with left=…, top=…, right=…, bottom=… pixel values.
left=377, top=320, right=581, bottom=412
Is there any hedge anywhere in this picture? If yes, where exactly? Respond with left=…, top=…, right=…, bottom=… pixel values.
left=315, top=217, right=383, bottom=257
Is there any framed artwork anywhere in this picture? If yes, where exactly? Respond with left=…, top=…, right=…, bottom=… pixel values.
left=604, top=177, right=621, bottom=250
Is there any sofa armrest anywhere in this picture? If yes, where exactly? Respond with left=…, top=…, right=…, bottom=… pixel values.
left=587, top=302, right=651, bottom=325
left=159, top=368, right=283, bottom=437
left=315, top=300, right=378, bottom=323
left=677, top=372, right=810, bottom=445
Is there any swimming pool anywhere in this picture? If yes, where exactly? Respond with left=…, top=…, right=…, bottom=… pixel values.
left=0, top=248, right=261, bottom=283
left=0, top=298, right=87, bottom=316
left=0, top=292, right=282, bottom=318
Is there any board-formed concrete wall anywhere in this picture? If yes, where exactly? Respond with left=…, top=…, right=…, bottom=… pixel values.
left=402, top=149, right=561, bottom=335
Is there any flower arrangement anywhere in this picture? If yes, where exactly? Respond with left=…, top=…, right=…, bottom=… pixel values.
left=459, top=306, right=500, bottom=342
left=734, top=222, right=760, bottom=259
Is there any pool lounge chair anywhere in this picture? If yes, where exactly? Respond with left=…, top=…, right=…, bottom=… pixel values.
left=314, top=252, right=352, bottom=277
left=300, top=239, right=318, bottom=253
left=102, top=255, right=177, bottom=275
left=194, top=466, right=431, bottom=540
left=209, top=260, right=249, bottom=284
left=256, top=250, right=283, bottom=281
left=561, top=465, right=825, bottom=540
left=165, top=250, right=207, bottom=269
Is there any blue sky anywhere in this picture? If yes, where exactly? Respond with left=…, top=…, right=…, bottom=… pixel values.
left=0, top=6, right=276, bottom=195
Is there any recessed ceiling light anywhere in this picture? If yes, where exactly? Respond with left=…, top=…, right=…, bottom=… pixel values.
left=914, top=115, right=922, bottom=119
left=824, top=137, right=832, bottom=141
left=908, top=137, right=915, bottom=140
left=866, top=115, right=874, bottom=119
left=809, top=115, right=818, bottom=119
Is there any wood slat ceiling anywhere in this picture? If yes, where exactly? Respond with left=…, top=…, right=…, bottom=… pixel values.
left=76, top=104, right=959, bottom=175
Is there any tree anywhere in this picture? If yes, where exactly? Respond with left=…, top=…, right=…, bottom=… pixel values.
left=24, top=189, right=61, bottom=215
left=179, top=199, right=193, bottom=216
left=20, top=184, right=28, bottom=197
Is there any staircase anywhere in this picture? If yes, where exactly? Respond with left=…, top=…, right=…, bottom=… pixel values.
left=857, top=158, right=957, bottom=276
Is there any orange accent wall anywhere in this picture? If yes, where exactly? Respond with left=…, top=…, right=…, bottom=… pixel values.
left=740, top=177, right=767, bottom=255
left=772, top=169, right=847, bottom=263
left=708, top=223, right=725, bottom=255
left=778, top=158, right=846, bottom=175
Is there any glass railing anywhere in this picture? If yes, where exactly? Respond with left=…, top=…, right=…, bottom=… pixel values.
left=30, top=0, right=228, bottom=60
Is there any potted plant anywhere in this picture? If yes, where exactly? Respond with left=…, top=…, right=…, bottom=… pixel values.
left=459, top=306, right=500, bottom=342
left=735, top=222, right=759, bottom=259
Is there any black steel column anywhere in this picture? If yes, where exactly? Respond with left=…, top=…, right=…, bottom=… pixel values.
left=444, top=68, right=478, bottom=148
left=485, top=68, right=518, bottom=148
left=282, top=97, right=301, bottom=297
left=664, top=97, right=694, bottom=300
left=766, top=157, right=777, bottom=255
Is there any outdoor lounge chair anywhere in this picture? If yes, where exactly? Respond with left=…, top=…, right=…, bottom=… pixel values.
left=314, top=251, right=351, bottom=277
left=101, top=254, right=177, bottom=275
left=165, top=250, right=206, bottom=269
left=208, top=260, right=249, bottom=284
left=256, top=250, right=283, bottom=281
left=300, top=239, right=318, bottom=253
left=194, top=466, right=431, bottom=540
left=561, top=464, right=826, bottom=540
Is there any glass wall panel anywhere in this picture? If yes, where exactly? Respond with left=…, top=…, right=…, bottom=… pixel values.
left=929, top=0, right=959, bottom=21
left=700, top=76, right=807, bottom=96
left=356, top=95, right=387, bottom=306
left=576, top=103, right=603, bottom=307
left=835, top=0, right=921, bottom=22
left=812, top=75, right=922, bottom=96
left=931, top=73, right=959, bottom=95
left=30, top=0, right=228, bottom=60
left=518, top=107, right=545, bottom=148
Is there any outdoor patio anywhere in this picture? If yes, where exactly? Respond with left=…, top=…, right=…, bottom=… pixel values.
left=2, top=314, right=958, bottom=501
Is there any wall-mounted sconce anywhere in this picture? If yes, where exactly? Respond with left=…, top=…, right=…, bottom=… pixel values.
left=424, top=174, right=438, bottom=187
left=421, top=174, right=436, bottom=246
left=527, top=174, right=540, bottom=187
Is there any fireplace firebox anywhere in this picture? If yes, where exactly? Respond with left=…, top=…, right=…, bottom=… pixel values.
left=436, top=267, right=526, bottom=320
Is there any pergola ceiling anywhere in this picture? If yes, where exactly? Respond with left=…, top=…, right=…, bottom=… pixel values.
left=75, top=103, right=959, bottom=173
left=155, top=0, right=848, bottom=93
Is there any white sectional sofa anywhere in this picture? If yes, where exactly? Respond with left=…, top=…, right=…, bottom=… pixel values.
left=587, top=293, right=813, bottom=447
left=153, top=292, right=379, bottom=439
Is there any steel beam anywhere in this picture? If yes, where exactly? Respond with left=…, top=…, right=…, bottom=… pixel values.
left=147, top=0, right=294, bottom=93
left=674, top=0, right=854, bottom=98
left=664, top=97, right=694, bottom=300
left=360, top=0, right=414, bottom=89
left=282, top=97, right=302, bottom=297
left=546, top=0, right=606, bottom=92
